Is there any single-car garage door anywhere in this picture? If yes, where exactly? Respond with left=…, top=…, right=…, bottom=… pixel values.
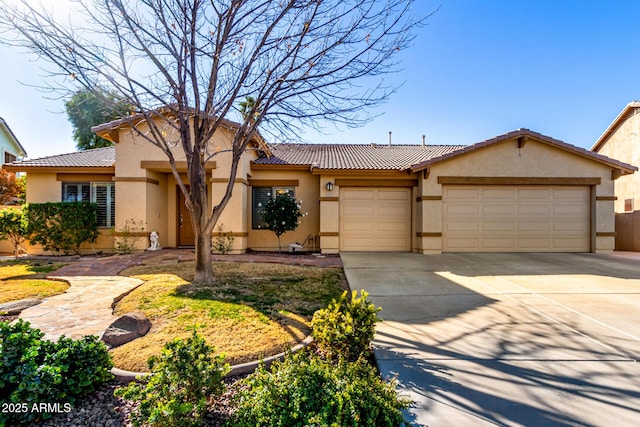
left=442, top=185, right=590, bottom=252
left=340, top=187, right=411, bottom=251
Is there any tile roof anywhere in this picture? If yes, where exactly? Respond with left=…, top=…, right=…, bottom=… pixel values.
left=256, top=143, right=465, bottom=170
left=5, top=146, right=115, bottom=168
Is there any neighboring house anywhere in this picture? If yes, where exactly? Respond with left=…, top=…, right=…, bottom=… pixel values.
left=4, top=117, right=636, bottom=255
left=0, top=117, right=27, bottom=166
left=591, top=101, right=640, bottom=251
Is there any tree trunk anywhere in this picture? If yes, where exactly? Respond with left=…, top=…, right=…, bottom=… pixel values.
left=194, top=227, right=214, bottom=284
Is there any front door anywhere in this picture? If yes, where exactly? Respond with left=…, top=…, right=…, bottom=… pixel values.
left=177, top=186, right=195, bottom=246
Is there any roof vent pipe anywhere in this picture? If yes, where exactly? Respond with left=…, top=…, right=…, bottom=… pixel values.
left=422, top=134, right=425, bottom=147
left=388, top=131, right=392, bottom=147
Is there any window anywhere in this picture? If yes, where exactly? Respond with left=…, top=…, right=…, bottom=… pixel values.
left=4, top=152, right=16, bottom=164
left=62, top=182, right=115, bottom=227
left=625, top=198, right=634, bottom=212
left=252, top=186, right=294, bottom=229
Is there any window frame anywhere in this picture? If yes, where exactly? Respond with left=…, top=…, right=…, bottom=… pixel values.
left=251, top=186, right=295, bottom=230
left=62, top=181, right=116, bottom=228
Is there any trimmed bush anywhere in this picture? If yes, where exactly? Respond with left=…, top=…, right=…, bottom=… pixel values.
left=0, top=320, right=113, bottom=424
left=26, top=202, right=99, bottom=255
left=115, top=331, right=230, bottom=427
left=229, top=350, right=410, bottom=427
left=312, top=290, right=381, bottom=361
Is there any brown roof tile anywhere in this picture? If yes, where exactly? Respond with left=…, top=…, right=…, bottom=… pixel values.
left=255, top=143, right=465, bottom=171
left=5, top=146, right=115, bottom=169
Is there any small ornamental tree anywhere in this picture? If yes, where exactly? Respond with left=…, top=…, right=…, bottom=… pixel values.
left=0, top=170, right=22, bottom=205
left=260, top=192, right=304, bottom=253
left=0, top=208, right=27, bottom=258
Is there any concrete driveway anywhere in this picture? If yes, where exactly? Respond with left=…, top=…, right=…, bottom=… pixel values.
left=341, top=252, right=640, bottom=427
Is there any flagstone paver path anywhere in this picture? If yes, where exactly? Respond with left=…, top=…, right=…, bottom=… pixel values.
left=17, top=249, right=342, bottom=341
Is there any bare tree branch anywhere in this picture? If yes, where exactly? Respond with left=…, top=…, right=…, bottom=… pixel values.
left=0, top=0, right=430, bottom=283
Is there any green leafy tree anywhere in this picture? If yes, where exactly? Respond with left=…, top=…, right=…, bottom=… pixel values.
left=65, top=89, right=131, bottom=150
left=260, top=192, right=304, bottom=252
left=0, top=208, right=27, bottom=258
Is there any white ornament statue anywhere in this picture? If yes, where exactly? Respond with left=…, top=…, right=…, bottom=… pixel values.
left=148, top=231, right=161, bottom=251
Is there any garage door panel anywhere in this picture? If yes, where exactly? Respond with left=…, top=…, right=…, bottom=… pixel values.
left=518, top=204, right=552, bottom=216
left=518, top=238, right=551, bottom=248
left=482, top=188, right=516, bottom=199
left=378, top=205, right=410, bottom=217
left=517, top=221, right=551, bottom=232
left=341, top=189, right=375, bottom=200
left=517, top=188, right=551, bottom=199
left=445, top=204, right=479, bottom=216
left=482, top=204, right=516, bottom=215
left=482, top=238, right=517, bottom=249
left=340, top=187, right=411, bottom=251
left=378, top=189, right=411, bottom=200
left=482, top=221, right=515, bottom=232
left=443, top=185, right=589, bottom=252
left=553, top=188, right=587, bottom=199
left=446, top=238, right=480, bottom=249
left=445, top=221, right=479, bottom=232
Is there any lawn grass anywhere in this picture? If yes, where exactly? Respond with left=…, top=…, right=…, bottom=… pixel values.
left=110, top=261, right=346, bottom=372
left=0, top=261, right=68, bottom=304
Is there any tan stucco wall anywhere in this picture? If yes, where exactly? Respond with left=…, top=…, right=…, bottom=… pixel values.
left=417, top=139, right=617, bottom=254
left=25, top=173, right=60, bottom=203
left=594, top=113, right=640, bottom=213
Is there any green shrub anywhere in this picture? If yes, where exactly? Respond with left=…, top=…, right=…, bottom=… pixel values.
left=0, top=207, right=28, bottom=258
left=212, top=223, right=235, bottom=254
left=113, top=218, right=145, bottom=254
left=312, top=290, right=381, bottom=361
left=229, top=350, right=410, bottom=427
left=0, top=320, right=114, bottom=424
left=115, top=330, right=230, bottom=427
left=26, top=202, right=99, bottom=255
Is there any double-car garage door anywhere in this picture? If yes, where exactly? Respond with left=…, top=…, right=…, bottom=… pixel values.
left=442, top=185, right=590, bottom=252
left=338, top=185, right=590, bottom=253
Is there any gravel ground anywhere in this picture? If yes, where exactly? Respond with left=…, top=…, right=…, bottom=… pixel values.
left=16, top=377, right=242, bottom=427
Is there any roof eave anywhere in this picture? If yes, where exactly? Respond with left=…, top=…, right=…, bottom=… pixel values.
left=0, top=118, right=28, bottom=157
left=91, top=109, right=272, bottom=156
left=591, top=101, right=640, bottom=152
left=2, top=165, right=115, bottom=173
left=410, top=129, right=638, bottom=175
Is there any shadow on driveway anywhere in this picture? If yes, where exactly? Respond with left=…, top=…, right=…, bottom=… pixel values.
left=341, top=252, right=640, bottom=427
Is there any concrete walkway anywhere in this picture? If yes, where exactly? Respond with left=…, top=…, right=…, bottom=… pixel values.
left=18, top=276, right=144, bottom=341
left=341, top=252, right=640, bottom=427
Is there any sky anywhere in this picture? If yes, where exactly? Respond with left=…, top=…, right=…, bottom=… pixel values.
left=1, top=0, right=639, bottom=158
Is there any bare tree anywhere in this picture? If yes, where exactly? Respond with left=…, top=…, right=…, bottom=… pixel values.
left=0, top=0, right=429, bottom=284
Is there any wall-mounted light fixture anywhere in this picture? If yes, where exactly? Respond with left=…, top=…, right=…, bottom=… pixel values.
left=325, top=181, right=334, bottom=191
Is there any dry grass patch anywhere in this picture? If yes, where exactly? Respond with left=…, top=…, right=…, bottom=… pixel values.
left=110, top=261, right=345, bottom=372
left=0, top=261, right=68, bottom=304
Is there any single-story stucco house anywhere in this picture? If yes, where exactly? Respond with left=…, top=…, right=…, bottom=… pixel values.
left=591, top=101, right=640, bottom=251
left=3, top=116, right=636, bottom=255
